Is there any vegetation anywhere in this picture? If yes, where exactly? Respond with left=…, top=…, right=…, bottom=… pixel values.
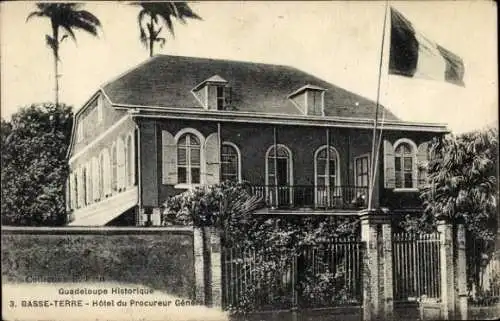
left=400, top=127, right=499, bottom=297
left=132, top=1, right=201, bottom=57
left=1, top=103, right=73, bottom=226
left=162, top=181, right=361, bottom=312
left=401, top=127, right=498, bottom=238
left=26, top=3, right=101, bottom=106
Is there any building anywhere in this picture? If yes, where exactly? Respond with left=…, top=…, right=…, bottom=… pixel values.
left=66, top=55, right=447, bottom=226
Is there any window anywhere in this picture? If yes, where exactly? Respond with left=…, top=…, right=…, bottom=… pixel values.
left=216, top=86, right=225, bottom=110
left=355, top=156, right=370, bottom=188
left=315, top=146, right=338, bottom=187
left=288, top=85, right=325, bottom=116
left=83, top=166, right=89, bottom=206
left=221, top=143, right=240, bottom=182
left=99, top=153, right=105, bottom=198
left=126, top=135, right=134, bottom=186
left=395, top=143, right=414, bottom=188
left=117, top=137, right=125, bottom=190
left=177, top=133, right=201, bottom=184
left=267, top=145, right=292, bottom=186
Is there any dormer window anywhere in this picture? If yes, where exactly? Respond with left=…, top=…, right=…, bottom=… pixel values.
left=192, top=75, right=231, bottom=110
left=288, top=84, right=326, bottom=116
left=216, top=86, right=225, bottom=110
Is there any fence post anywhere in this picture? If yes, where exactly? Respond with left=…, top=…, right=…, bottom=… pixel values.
left=455, top=223, right=468, bottom=320
left=359, top=209, right=393, bottom=321
left=208, top=227, right=223, bottom=308
left=193, top=227, right=206, bottom=305
left=437, top=219, right=456, bottom=320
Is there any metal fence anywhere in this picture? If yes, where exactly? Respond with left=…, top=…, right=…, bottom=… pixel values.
left=221, top=238, right=365, bottom=311
left=392, top=232, right=441, bottom=302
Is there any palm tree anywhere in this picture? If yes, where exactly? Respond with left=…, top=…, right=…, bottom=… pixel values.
left=133, top=1, right=201, bottom=57
left=26, top=3, right=101, bottom=107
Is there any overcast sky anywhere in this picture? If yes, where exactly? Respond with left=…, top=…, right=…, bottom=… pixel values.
left=1, top=1, right=497, bottom=133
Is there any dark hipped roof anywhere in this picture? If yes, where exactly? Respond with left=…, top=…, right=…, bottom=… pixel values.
left=102, top=55, right=399, bottom=120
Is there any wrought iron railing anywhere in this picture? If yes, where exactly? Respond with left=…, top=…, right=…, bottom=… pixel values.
left=248, top=185, right=368, bottom=210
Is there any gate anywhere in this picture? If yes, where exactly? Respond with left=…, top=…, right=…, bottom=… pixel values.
left=221, top=238, right=365, bottom=311
left=392, top=232, right=441, bottom=301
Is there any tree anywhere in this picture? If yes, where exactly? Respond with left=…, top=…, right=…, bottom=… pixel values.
left=417, top=127, right=498, bottom=240
left=399, top=128, right=499, bottom=295
left=133, top=1, right=201, bottom=57
left=26, top=3, right=101, bottom=107
left=1, top=103, right=73, bottom=226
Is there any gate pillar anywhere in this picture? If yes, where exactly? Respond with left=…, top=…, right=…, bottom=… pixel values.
left=359, top=209, right=394, bottom=321
left=437, top=219, right=456, bottom=320
left=455, top=223, right=468, bottom=320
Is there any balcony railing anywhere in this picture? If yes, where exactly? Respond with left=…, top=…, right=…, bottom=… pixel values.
left=248, top=185, right=368, bottom=210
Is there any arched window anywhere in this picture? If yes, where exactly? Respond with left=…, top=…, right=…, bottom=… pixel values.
left=221, top=142, right=240, bottom=182
left=265, top=144, right=293, bottom=207
left=266, top=144, right=292, bottom=186
left=394, top=142, right=415, bottom=188
left=314, top=146, right=340, bottom=207
left=177, top=133, right=201, bottom=184
left=126, top=134, right=134, bottom=186
left=111, top=142, right=117, bottom=191
left=315, top=146, right=339, bottom=187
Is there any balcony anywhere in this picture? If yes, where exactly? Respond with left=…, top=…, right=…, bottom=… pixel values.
left=248, top=185, right=368, bottom=211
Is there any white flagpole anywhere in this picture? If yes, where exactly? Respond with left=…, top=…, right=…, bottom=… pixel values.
left=368, top=1, right=390, bottom=211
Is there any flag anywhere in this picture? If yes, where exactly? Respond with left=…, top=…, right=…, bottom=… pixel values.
left=389, top=7, right=465, bottom=86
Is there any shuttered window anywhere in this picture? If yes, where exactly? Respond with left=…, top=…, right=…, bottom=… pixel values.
left=126, top=135, right=134, bottom=186
left=99, top=153, right=105, bottom=198
left=111, top=143, right=117, bottom=191
left=177, top=134, right=201, bottom=184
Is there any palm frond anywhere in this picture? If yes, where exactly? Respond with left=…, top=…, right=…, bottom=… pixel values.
left=155, top=37, right=166, bottom=48
left=45, top=35, right=59, bottom=60
left=25, top=11, right=45, bottom=23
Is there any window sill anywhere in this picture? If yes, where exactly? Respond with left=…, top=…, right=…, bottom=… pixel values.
left=174, top=183, right=201, bottom=190
left=393, top=188, right=419, bottom=193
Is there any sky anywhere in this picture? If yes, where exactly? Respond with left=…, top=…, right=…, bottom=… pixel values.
left=1, top=1, right=497, bottom=134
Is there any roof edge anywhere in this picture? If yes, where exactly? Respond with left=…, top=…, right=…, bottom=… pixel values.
left=111, top=102, right=448, bottom=132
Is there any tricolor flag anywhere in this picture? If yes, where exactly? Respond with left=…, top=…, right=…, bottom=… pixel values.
left=389, top=7, right=465, bottom=86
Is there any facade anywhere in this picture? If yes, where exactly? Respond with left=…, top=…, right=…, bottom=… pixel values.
left=66, top=55, right=447, bottom=226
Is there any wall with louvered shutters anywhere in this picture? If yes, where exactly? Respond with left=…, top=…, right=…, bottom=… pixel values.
left=116, top=137, right=125, bottom=192
left=204, top=133, right=220, bottom=185
left=162, top=130, right=177, bottom=185
left=383, top=140, right=396, bottom=189
left=68, top=116, right=136, bottom=211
